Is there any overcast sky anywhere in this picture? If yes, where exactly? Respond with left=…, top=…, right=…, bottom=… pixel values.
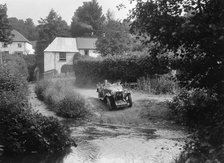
left=1, top=0, right=135, bottom=25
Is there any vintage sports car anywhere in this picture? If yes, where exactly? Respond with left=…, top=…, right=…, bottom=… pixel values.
left=97, top=81, right=132, bottom=110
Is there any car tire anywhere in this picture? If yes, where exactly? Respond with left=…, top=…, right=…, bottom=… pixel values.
left=127, top=94, right=132, bottom=107
left=106, top=97, right=112, bottom=110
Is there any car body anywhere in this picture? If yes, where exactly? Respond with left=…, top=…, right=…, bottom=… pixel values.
left=97, top=82, right=132, bottom=110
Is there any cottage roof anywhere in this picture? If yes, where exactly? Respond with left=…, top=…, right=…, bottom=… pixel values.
left=11, top=30, right=31, bottom=43
left=76, top=37, right=97, bottom=50
left=44, top=37, right=79, bottom=52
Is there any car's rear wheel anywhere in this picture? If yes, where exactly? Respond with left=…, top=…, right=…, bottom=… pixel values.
left=127, top=94, right=132, bottom=107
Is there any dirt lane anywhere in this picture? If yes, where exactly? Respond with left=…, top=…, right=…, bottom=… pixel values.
left=70, top=87, right=188, bottom=163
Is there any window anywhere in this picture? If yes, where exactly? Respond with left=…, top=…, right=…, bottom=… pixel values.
left=18, top=43, right=22, bottom=48
left=15, top=51, right=23, bottom=55
left=59, top=52, right=66, bottom=61
left=84, top=50, right=89, bottom=56
left=4, top=51, right=9, bottom=54
left=2, top=43, right=7, bottom=48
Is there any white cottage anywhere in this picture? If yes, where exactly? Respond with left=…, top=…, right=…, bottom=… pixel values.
left=0, top=30, right=35, bottom=55
left=44, top=37, right=99, bottom=74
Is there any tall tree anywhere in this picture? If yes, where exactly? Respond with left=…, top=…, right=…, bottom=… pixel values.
left=0, top=4, right=11, bottom=43
left=96, top=10, right=131, bottom=56
left=71, top=0, right=105, bottom=37
left=130, top=0, right=224, bottom=94
left=36, top=9, right=70, bottom=54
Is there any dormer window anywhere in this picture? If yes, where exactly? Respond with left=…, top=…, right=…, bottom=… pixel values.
left=18, top=43, right=22, bottom=48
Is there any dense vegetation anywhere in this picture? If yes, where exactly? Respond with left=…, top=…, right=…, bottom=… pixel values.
left=73, top=55, right=169, bottom=86
left=35, top=78, right=90, bottom=119
left=129, top=0, right=224, bottom=162
left=0, top=55, right=74, bottom=155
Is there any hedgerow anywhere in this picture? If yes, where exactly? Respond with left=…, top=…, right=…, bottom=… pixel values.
left=73, top=55, right=169, bottom=86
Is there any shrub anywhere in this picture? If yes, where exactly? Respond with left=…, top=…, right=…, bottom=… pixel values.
left=0, top=103, right=73, bottom=154
left=168, top=88, right=220, bottom=127
left=23, top=55, right=36, bottom=81
left=56, top=91, right=89, bottom=119
left=0, top=65, right=28, bottom=106
left=2, top=54, right=28, bottom=78
left=35, top=79, right=51, bottom=101
left=170, top=89, right=224, bottom=163
left=35, top=78, right=89, bottom=119
left=73, top=55, right=169, bottom=86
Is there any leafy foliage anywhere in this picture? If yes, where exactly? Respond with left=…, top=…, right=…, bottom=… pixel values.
left=130, top=0, right=224, bottom=93
left=56, top=92, right=89, bottom=119
left=96, top=11, right=132, bottom=56
left=74, top=55, right=169, bottom=86
left=8, top=17, right=38, bottom=41
left=2, top=54, right=28, bottom=79
left=71, top=0, right=105, bottom=37
left=0, top=4, right=11, bottom=43
left=0, top=103, right=73, bottom=154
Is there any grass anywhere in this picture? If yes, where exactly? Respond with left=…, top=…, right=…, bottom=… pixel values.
left=136, top=74, right=178, bottom=95
left=35, top=77, right=90, bottom=119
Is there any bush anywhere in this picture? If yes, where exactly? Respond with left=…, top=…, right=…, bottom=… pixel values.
left=23, top=55, right=36, bottom=81
left=0, top=65, right=28, bottom=106
left=2, top=54, right=28, bottom=78
left=73, top=55, right=169, bottom=86
left=168, top=88, right=221, bottom=127
left=56, top=91, right=89, bottom=119
left=170, top=89, right=224, bottom=163
left=35, top=78, right=90, bottom=119
left=0, top=103, right=73, bottom=154
left=35, top=79, right=51, bottom=101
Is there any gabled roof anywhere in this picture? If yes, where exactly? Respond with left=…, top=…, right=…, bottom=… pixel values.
left=44, top=37, right=79, bottom=52
left=11, top=30, right=31, bottom=43
left=76, top=37, right=97, bottom=50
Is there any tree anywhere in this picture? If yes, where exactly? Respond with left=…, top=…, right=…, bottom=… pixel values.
left=96, top=10, right=131, bottom=56
left=36, top=9, right=70, bottom=54
left=0, top=4, right=11, bottom=43
left=36, top=9, right=70, bottom=76
left=8, top=17, right=39, bottom=41
left=71, top=0, right=105, bottom=37
left=70, top=15, right=93, bottom=37
left=130, top=0, right=224, bottom=94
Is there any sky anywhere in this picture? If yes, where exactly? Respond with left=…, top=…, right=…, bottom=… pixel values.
left=1, top=0, right=135, bottom=25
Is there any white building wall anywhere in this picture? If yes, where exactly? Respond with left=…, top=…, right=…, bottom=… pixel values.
left=79, top=49, right=100, bottom=58
left=44, top=52, right=75, bottom=74
left=44, top=52, right=55, bottom=72
left=0, top=42, right=34, bottom=55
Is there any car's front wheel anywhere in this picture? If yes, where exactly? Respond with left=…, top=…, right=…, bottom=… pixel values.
left=127, top=94, right=132, bottom=107
left=106, top=97, right=112, bottom=110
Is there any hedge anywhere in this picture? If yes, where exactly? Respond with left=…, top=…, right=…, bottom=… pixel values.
left=73, top=55, right=170, bottom=86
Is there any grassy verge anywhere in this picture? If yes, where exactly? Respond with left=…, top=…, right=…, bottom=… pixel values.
left=35, top=77, right=90, bottom=119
